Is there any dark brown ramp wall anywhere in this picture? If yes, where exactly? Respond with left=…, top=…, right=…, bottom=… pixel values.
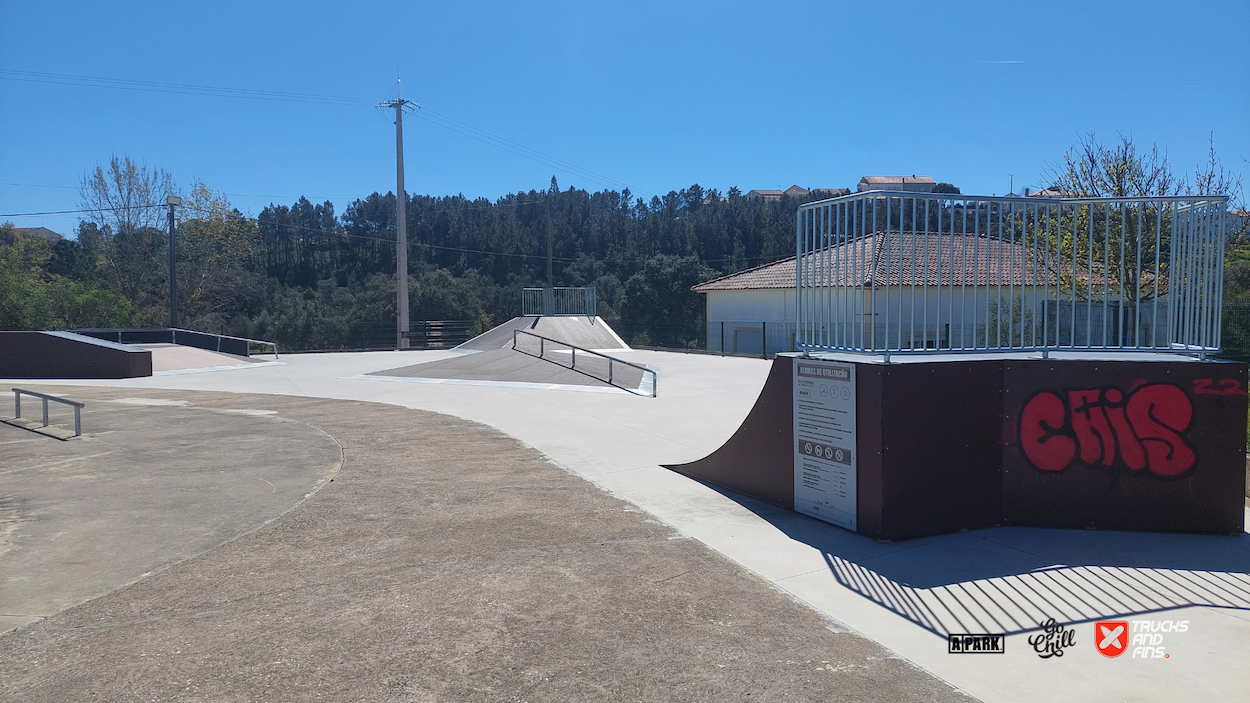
left=666, top=356, right=797, bottom=509
left=0, top=331, right=152, bottom=379
left=666, top=355, right=1246, bottom=540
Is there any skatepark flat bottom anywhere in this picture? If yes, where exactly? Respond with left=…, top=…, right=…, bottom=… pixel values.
left=370, top=347, right=645, bottom=390
left=0, top=387, right=969, bottom=703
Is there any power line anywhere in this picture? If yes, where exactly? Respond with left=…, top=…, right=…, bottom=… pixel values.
left=184, top=205, right=780, bottom=266
left=0, top=69, right=367, bottom=106
left=0, top=204, right=164, bottom=217
left=1, top=69, right=655, bottom=197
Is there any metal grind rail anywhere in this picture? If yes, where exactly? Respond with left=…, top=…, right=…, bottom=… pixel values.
left=12, top=387, right=84, bottom=437
left=795, top=191, right=1229, bottom=359
left=511, top=329, right=657, bottom=397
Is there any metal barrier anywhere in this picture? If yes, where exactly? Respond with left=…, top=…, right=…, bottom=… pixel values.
left=521, top=287, right=597, bottom=317
left=512, top=328, right=657, bottom=396
left=12, top=387, right=84, bottom=437
left=72, top=328, right=279, bottom=358
left=796, top=192, right=1230, bottom=358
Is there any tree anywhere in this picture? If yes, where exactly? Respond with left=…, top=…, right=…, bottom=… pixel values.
left=78, top=156, right=178, bottom=315
left=1041, top=133, right=1181, bottom=198
left=175, top=180, right=264, bottom=331
left=933, top=183, right=961, bottom=194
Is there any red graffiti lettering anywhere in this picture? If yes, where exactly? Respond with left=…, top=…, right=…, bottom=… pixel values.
left=1019, top=383, right=1196, bottom=477
left=1193, top=378, right=1247, bottom=396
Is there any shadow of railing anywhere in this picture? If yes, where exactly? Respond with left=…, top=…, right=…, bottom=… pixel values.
left=826, top=554, right=1250, bottom=637
left=694, top=480, right=1250, bottom=638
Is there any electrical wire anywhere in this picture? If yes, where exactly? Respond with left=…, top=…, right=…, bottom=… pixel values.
left=0, top=69, right=654, bottom=197
left=179, top=204, right=779, bottom=266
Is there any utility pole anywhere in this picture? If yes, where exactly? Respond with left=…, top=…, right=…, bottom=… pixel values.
left=166, top=195, right=182, bottom=328
left=1008, top=173, right=1015, bottom=196
left=380, top=90, right=417, bottom=349
left=545, top=187, right=553, bottom=289
left=544, top=184, right=554, bottom=316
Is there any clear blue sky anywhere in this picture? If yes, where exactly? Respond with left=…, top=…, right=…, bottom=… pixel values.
left=2, top=0, right=1247, bottom=234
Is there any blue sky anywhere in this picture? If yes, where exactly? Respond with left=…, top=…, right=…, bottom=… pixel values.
left=2, top=0, right=1247, bottom=234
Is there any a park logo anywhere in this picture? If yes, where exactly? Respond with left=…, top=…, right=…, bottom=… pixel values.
left=1096, top=621, right=1129, bottom=658
left=947, top=633, right=1005, bottom=654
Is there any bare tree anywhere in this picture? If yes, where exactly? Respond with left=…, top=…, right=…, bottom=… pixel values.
left=1041, top=132, right=1181, bottom=197
left=79, top=156, right=176, bottom=235
left=78, top=156, right=178, bottom=319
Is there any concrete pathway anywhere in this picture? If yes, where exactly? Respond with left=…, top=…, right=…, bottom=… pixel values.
left=6, top=349, right=1249, bottom=702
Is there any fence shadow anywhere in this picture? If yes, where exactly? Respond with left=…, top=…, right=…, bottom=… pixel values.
left=699, top=482, right=1250, bottom=637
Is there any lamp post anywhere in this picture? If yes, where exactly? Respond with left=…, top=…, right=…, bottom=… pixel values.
left=166, top=195, right=182, bottom=328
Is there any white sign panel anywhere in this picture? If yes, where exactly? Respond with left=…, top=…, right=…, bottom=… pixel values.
left=793, top=360, right=857, bottom=530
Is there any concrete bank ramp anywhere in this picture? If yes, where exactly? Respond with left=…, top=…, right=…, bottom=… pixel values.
left=132, top=343, right=263, bottom=373
left=456, top=316, right=629, bottom=352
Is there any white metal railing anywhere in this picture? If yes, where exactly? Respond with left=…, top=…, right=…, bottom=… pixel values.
left=512, top=328, right=656, bottom=396
left=796, top=191, right=1229, bottom=358
left=521, top=287, right=597, bottom=317
left=12, top=387, right=84, bottom=437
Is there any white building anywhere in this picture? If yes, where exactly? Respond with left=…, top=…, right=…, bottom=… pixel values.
left=695, top=231, right=1151, bottom=355
left=857, top=176, right=937, bottom=193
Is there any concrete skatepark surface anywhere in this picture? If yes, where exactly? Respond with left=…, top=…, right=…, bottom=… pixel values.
left=3, top=349, right=1249, bottom=701
left=0, top=387, right=967, bottom=702
left=0, top=399, right=340, bottom=633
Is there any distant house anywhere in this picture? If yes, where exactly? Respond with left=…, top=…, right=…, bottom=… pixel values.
left=856, top=176, right=937, bottom=193
left=13, top=226, right=63, bottom=241
left=693, top=231, right=1131, bottom=355
left=811, top=187, right=851, bottom=198
left=744, top=185, right=851, bottom=201
left=744, top=189, right=785, bottom=201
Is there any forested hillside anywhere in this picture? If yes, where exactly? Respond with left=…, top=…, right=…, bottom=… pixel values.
left=3, top=172, right=834, bottom=350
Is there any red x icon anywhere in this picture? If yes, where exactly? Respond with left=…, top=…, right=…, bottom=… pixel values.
left=1096, top=620, right=1129, bottom=658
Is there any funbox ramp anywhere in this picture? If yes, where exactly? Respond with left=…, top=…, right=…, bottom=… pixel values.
left=456, top=316, right=629, bottom=352
left=667, top=355, right=1247, bottom=541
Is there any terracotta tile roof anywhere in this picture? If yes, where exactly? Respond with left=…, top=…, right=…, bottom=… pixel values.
left=693, top=231, right=1090, bottom=291
left=859, top=176, right=936, bottom=185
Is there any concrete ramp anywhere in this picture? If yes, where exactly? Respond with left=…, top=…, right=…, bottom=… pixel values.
left=368, top=346, right=645, bottom=392
left=456, top=316, right=629, bottom=352
left=133, top=343, right=262, bottom=373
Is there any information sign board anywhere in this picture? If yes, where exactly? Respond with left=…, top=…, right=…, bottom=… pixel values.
left=793, top=360, right=857, bottom=530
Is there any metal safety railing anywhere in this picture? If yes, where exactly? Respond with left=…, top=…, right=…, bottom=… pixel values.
left=71, top=328, right=279, bottom=358
left=795, top=191, right=1229, bottom=358
left=512, top=328, right=657, bottom=396
left=12, top=387, right=84, bottom=437
left=521, top=287, right=597, bottom=317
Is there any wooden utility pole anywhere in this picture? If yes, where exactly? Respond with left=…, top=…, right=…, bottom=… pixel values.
left=166, top=195, right=182, bottom=328
left=545, top=188, right=553, bottom=289
left=380, top=92, right=416, bottom=349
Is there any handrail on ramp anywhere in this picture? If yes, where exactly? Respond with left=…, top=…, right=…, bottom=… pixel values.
left=12, top=387, right=84, bottom=437
left=511, top=329, right=657, bottom=397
